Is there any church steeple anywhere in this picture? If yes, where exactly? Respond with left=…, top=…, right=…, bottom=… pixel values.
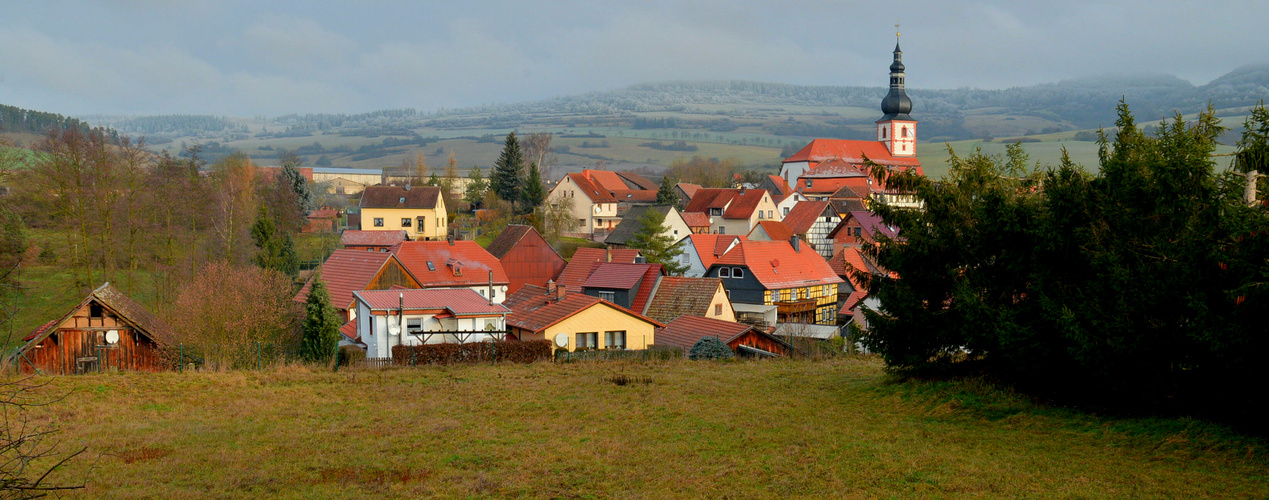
left=877, top=28, right=916, bottom=157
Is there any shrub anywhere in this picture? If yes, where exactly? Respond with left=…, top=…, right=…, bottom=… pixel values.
left=689, top=337, right=734, bottom=360
left=392, top=340, right=551, bottom=366
left=337, top=345, right=365, bottom=367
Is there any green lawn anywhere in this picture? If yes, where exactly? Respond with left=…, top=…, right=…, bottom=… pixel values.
left=10, top=358, right=1266, bottom=498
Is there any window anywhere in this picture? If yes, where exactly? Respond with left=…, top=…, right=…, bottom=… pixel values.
left=882, top=127, right=887, bottom=139
left=598, top=291, right=615, bottom=302
left=714, top=304, right=722, bottom=316
left=426, top=261, right=436, bottom=271
left=783, top=207, right=790, bottom=216
left=806, top=179, right=813, bottom=188
left=576, top=332, right=598, bottom=349
left=758, top=211, right=764, bottom=220
left=718, top=226, right=726, bottom=234
left=373, top=218, right=384, bottom=227
left=853, top=227, right=862, bottom=238
left=800, top=288, right=808, bottom=299
left=401, top=218, right=412, bottom=227
left=681, top=253, right=690, bottom=264
left=604, top=331, right=626, bottom=349
left=710, top=208, right=722, bottom=216
left=89, top=303, right=103, bottom=319
left=768, top=210, right=774, bottom=219
left=732, top=267, right=744, bottom=278
left=719, top=267, right=731, bottom=278
left=406, top=318, right=423, bottom=333
left=823, top=285, right=830, bottom=296
left=902, top=127, right=909, bottom=138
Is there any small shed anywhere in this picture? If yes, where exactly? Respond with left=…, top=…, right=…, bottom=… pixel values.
left=656, top=315, right=796, bottom=357
left=10, top=283, right=175, bottom=374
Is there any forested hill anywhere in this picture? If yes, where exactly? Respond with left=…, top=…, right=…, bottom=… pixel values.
left=0, top=103, right=94, bottom=135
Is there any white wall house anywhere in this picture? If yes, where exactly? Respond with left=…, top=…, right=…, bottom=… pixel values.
left=354, top=289, right=510, bottom=359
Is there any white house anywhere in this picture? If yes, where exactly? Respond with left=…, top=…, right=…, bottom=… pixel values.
left=354, top=288, right=511, bottom=359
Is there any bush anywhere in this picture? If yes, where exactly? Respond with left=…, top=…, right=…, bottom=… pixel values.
left=689, top=337, right=734, bottom=360
left=337, top=345, right=365, bottom=367
left=392, top=340, right=551, bottom=366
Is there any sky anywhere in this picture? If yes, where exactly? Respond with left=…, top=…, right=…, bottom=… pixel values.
left=2, top=0, right=1266, bottom=117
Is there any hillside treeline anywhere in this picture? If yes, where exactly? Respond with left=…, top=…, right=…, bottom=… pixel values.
left=0, top=104, right=95, bottom=135
left=860, top=102, right=1269, bottom=423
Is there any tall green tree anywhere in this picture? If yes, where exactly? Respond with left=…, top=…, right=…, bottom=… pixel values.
left=1234, top=102, right=1269, bottom=206
left=521, top=162, right=546, bottom=214
left=465, top=166, right=488, bottom=205
left=491, top=132, right=524, bottom=205
left=656, top=174, right=680, bottom=208
left=278, top=150, right=313, bottom=213
left=250, top=206, right=299, bottom=278
left=299, top=274, right=342, bottom=362
left=627, top=208, right=687, bottom=275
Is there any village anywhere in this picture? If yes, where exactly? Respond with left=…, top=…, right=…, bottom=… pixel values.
left=9, top=43, right=923, bottom=374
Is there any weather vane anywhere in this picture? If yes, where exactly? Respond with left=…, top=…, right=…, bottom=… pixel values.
left=896, top=22, right=901, bottom=40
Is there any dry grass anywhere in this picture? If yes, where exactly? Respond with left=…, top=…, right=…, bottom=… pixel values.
left=6, top=358, right=1267, bottom=499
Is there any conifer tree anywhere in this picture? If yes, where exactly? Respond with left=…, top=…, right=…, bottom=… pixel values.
left=250, top=206, right=299, bottom=278
left=299, top=274, right=341, bottom=362
left=465, top=166, right=488, bottom=205
left=656, top=174, right=680, bottom=209
left=521, top=162, right=546, bottom=214
left=491, top=132, right=524, bottom=205
left=627, top=208, right=687, bottom=275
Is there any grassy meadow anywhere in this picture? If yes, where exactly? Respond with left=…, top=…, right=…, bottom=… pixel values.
left=7, top=357, right=1266, bottom=498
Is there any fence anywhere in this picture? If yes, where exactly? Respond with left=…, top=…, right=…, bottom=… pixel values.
left=554, top=346, right=684, bottom=363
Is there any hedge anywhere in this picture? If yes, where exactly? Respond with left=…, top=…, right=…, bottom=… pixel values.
left=391, top=340, right=552, bottom=366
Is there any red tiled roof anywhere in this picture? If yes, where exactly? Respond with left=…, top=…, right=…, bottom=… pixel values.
left=22, top=320, right=57, bottom=342
left=783, top=139, right=922, bottom=169
left=505, top=285, right=663, bottom=334
left=629, top=265, right=663, bottom=314
left=389, top=240, right=509, bottom=287
left=339, top=320, right=359, bottom=342
left=683, top=188, right=735, bottom=213
left=556, top=247, right=641, bottom=292
left=308, top=209, right=339, bottom=219
left=485, top=224, right=533, bottom=259
left=566, top=173, right=617, bottom=203
left=359, top=185, right=441, bottom=209
left=714, top=240, right=844, bottom=290
left=799, top=177, right=868, bottom=195
left=655, top=315, right=753, bottom=349
left=643, top=277, right=723, bottom=323
left=686, top=234, right=746, bottom=269
left=353, top=288, right=510, bottom=315
left=612, top=189, right=657, bottom=202
left=583, top=262, right=655, bottom=290
left=677, top=183, right=702, bottom=199
left=800, top=158, right=870, bottom=178
left=295, top=250, right=400, bottom=311
left=750, top=220, right=793, bottom=241
left=781, top=201, right=832, bottom=234
left=617, top=172, right=658, bottom=190
left=766, top=175, right=792, bottom=196
left=584, top=169, right=631, bottom=193
left=340, top=230, right=407, bottom=248
left=722, top=190, right=769, bottom=219
left=681, top=211, right=710, bottom=228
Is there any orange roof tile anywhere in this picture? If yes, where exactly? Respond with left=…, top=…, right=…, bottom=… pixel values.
left=567, top=173, right=617, bottom=203
left=505, top=285, right=663, bottom=334
left=750, top=220, right=793, bottom=241
left=714, top=240, right=843, bottom=290
left=389, top=240, right=509, bottom=287
left=556, top=247, right=641, bottom=292
left=783, top=139, right=922, bottom=169
left=629, top=265, right=663, bottom=314
left=722, top=190, right=769, bottom=219
left=680, top=211, right=710, bottom=228
left=686, top=234, right=746, bottom=269
left=677, top=183, right=702, bottom=198
left=781, top=201, right=832, bottom=234
left=295, top=250, right=401, bottom=311
left=584, top=169, right=631, bottom=192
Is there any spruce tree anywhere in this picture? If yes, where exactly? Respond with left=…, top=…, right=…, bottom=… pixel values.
left=521, top=162, right=546, bottom=214
left=465, top=165, right=488, bottom=205
left=627, top=208, right=687, bottom=275
left=299, top=275, right=342, bottom=362
left=656, top=174, right=680, bottom=209
left=251, top=206, right=299, bottom=278
left=491, top=132, right=524, bottom=205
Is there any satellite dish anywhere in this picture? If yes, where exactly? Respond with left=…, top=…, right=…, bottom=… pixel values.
left=553, top=333, right=569, bottom=349
left=388, top=323, right=401, bottom=336
left=105, top=330, right=120, bottom=344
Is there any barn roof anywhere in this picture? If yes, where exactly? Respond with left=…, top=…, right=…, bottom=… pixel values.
left=18, top=283, right=176, bottom=349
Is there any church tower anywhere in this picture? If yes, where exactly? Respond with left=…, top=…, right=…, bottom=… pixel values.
left=876, top=33, right=916, bottom=157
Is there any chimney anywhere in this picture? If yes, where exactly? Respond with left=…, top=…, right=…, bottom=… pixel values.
left=606, top=246, right=612, bottom=263
left=546, top=279, right=557, bottom=295
left=556, top=284, right=566, bottom=302
left=448, top=235, right=455, bottom=246
left=790, top=235, right=800, bottom=252
left=487, top=271, right=494, bottom=306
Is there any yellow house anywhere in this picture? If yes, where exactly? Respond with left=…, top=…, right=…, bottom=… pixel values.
left=505, top=284, right=662, bottom=352
left=358, top=185, right=448, bottom=240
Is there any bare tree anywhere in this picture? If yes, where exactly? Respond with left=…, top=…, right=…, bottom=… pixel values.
left=522, top=133, right=555, bottom=173
left=209, top=153, right=258, bottom=265
left=0, top=378, right=89, bottom=497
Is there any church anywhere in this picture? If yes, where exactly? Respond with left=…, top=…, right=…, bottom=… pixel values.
left=779, top=37, right=924, bottom=209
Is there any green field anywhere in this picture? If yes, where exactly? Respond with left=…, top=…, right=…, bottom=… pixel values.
left=8, top=357, right=1265, bottom=498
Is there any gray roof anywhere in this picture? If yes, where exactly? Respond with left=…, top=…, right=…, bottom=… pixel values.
left=604, top=205, right=673, bottom=246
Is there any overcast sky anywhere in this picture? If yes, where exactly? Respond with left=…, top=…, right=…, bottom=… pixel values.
left=1, top=0, right=1265, bottom=117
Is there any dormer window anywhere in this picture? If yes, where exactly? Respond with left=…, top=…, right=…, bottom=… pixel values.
left=399, top=197, right=406, bottom=204
left=709, top=208, right=722, bottom=216
left=806, top=179, right=813, bottom=188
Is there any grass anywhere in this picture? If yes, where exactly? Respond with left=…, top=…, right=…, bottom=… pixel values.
left=8, top=358, right=1266, bottom=498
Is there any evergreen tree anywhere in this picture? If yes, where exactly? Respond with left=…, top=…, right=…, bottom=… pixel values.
left=491, top=132, right=525, bottom=205
left=250, top=206, right=299, bottom=278
left=465, top=166, right=488, bottom=205
left=426, top=172, right=441, bottom=186
left=299, top=274, right=341, bottom=362
left=279, top=150, right=313, bottom=213
left=627, top=208, right=687, bottom=275
left=656, top=174, right=680, bottom=208
left=521, top=162, right=546, bottom=214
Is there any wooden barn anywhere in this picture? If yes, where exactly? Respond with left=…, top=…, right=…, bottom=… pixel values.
left=485, top=225, right=566, bottom=295
left=11, top=283, right=175, bottom=375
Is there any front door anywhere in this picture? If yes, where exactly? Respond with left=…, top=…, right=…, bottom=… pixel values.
left=72, top=331, right=104, bottom=374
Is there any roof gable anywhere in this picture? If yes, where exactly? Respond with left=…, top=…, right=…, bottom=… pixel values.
left=713, top=240, right=844, bottom=290
left=19, top=283, right=175, bottom=349
left=295, top=249, right=403, bottom=310
left=781, top=201, right=833, bottom=234
left=722, top=190, right=770, bottom=219
left=359, top=185, right=441, bottom=209
left=643, top=277, right=725, bottom=324
left=485, top=224, right=534, bottom=259
left=749, top=220, right=793, bottom=241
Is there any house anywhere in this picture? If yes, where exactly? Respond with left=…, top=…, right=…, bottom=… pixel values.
left=294, top=249, right=422, bottom=322
left=389, top=240, right=511, bottom=303
left=340, top=230, right=407, bottom=252
left=778, top=201, right=840, bottom=258
left=656, top=315, right=796, bottom=357
left=828, top=185, right=870, bottom=217
left=829, top=246, right=873, bottom=325
left=485, top=224, right=566, bottom=294
left=776, top=191, right=808, bottom=219
left=641, top=276, right=735, bottom=324
left=604, top=205, right=693, bottom=248
left=828, top=210, right=901, bottom=257
left=11, top=283, right=175, bottom=374
left=675, top=182, right=702, bottom=208
left=683, top=188, right=778, bottom=235
left=549, top=172, right=619, bottom=236
left=758, top=174, right=793, bottom=200
left=580, top=262, right=662, bottom=312
left=303, top=208, right=340, bottom=233
left=354, top=288, right=510, bottom=359
left=358, top=185, right=448, bottom=240
left=680, top=211, right=711, bottom=234
left=747, top=220, right=794, bottom=242
left=505, top=283, right=663, bottom=351
left=676, top=234, right=745, bottom=278
left=707, top=238, right=844, bottom=325
left=555, top=247, right=642, bottom=292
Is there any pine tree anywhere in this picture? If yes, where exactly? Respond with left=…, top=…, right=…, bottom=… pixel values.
left=491, top=132, right=524, bottom=205
left=299, top=274, right=341, bottom=362
left=656, top=174, right=680, bottom=209
left=465, top=166, right=488, bottom=205
left=251, top=206, right=299, bottom=278
left=521, top=162, right=546, bottom=214
left=627, top=208, right=687, bottom=275
left=279, top=151, right=312, bottom=213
